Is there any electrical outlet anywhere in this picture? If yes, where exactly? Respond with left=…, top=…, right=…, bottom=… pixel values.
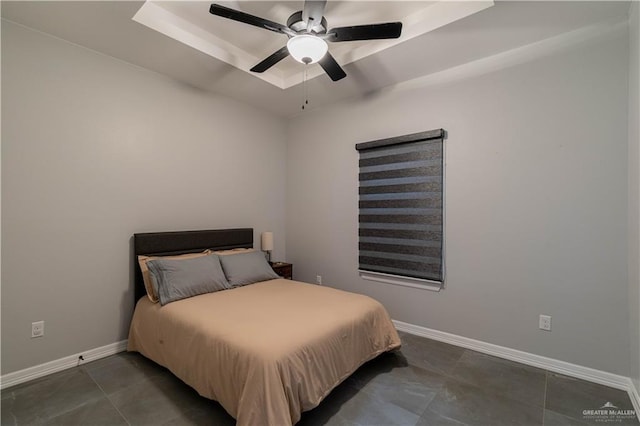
left=316, top=275, right=322, bottom=285
left=539, top=315, right=551, bottom=331
left=31, top=321, right=44, bottom=338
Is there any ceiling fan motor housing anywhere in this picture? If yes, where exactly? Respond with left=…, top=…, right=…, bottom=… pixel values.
left=287, top=11, right=327, bottom=34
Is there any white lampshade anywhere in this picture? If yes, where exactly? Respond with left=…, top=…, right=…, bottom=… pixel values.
left=287, top=35, right=328, bottom=65
left=261, top=232, right=274, bottom=252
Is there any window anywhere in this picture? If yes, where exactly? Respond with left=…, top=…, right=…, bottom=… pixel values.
left=355, top=129, right=445, bottom=290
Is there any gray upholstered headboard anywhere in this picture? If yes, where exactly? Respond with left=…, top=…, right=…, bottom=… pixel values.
left=133, top=228, right=253, bottom=302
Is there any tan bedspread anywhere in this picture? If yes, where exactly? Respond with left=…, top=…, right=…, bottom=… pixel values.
left=128, top=279, right=400, bottom=426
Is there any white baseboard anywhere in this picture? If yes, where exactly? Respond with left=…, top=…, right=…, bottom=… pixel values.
left=394, top=319, right=640, bottom=420
left=0, top=340, right=128, bottom=390
left=2, top=325, right=640, bottom=421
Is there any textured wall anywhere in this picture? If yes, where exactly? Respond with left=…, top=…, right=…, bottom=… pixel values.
left=1, top=21, right=287, bottom=374
left=286, top=28, right=630, bottom=375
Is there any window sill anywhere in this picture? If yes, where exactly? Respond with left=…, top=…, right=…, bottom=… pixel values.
left=359, top=271, right=443, bottom=292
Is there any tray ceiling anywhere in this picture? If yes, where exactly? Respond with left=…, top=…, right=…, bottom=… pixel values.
left=1, top=1, right=631, bottom=117
left=133, top=1, right=494, bottom=89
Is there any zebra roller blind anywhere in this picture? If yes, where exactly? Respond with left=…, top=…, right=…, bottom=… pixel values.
left=356, top=129, right=445, bottom=283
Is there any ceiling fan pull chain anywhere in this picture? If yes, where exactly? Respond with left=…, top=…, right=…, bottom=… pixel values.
left=302, top=67, right=309, bottom=110
left=305, top=68, right=309, bottom=107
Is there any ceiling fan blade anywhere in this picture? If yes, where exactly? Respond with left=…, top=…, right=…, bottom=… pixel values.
left=209, top=4, right=290, bottom=35
left=318, top=53, right=346, bottom=81
left=250, top=46, right=290, bottom=73
left=302, top=0, right=327, bottom=32
left=328, top=22, right=402, bottom=42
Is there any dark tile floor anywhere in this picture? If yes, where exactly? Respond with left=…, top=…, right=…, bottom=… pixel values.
left=2, top=331, right=638, bottom=426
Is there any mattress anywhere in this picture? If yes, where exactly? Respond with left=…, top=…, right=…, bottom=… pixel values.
left=127, top=279, right=401, bottom=426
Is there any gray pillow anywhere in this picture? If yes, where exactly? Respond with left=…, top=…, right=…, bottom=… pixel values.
left=147, top=254, right=230, bottom=305
left=218, top=250, right=279, bottom=287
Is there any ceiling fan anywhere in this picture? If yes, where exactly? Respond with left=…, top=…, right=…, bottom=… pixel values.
left=209, top=1, right=403, bottom=82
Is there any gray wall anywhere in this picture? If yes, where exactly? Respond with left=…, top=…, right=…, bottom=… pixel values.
left=286, top=28, right=630, bottom=375
left=1, top=21, right=287, bottom=374
left=628, top=1, right=640, bottom=391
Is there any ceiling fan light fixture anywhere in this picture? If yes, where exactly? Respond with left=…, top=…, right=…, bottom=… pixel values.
left=287, top=35, right=328, bottom=64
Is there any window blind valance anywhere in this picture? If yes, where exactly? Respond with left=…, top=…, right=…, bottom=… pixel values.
left=356, top=129, right=445, bottom=284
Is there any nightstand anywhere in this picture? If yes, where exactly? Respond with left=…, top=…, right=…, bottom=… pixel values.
left=270, top=262, right=293, bottom=280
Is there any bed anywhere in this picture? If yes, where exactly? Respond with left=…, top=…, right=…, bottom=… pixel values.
left=128, top=228, right=401, bottom=426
